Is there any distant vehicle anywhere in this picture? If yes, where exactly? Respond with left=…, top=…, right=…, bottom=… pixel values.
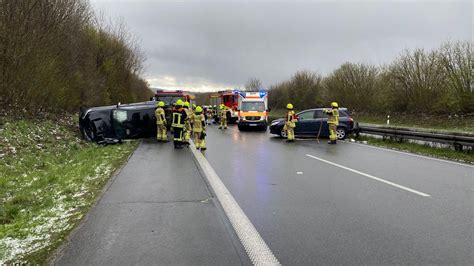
left=153, top=89, right=196, bottom=127
left=79, top=101, right=157, bottom=142
left=237, top=90, right=269, bottom=131
left=209, top=90, right=241, bottom=123
left=269, top=108, right=358, bottom=140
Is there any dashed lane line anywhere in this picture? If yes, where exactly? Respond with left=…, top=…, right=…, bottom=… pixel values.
left=344, top=141, right=474, bottom=168
left=305, top=154, right=431, bottom=197
left=190, top=143, right=280, bottom=265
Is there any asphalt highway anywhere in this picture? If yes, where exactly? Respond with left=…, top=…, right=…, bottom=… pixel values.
left=202, top=125, right=473, bottom=265
left=55, top=125, right=473, bottom=265
left=54, top=139, right=250, bottom=265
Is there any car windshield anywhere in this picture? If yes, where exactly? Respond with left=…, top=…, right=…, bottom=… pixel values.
left=241, top=102, right=265, bottom=112
left=156, top=96, right=183, bottom=105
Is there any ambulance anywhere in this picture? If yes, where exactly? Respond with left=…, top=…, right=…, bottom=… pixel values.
left=237, top=90, right=269, bottom=131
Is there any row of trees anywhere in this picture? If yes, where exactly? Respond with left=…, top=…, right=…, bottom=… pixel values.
left=269, top=41, right=472, bottom=114
left=0, top=0, right=151, bottom=113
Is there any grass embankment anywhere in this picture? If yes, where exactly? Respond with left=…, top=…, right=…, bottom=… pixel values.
left=268, top=109, right=287, bottom=122
left=354, top=113, right=473, bottom=163
left=0, top=115, right=138, bottom=264
left=353, top=113, right=474, bottom=134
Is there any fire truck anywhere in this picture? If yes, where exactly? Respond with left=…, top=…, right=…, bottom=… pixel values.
left=208, top=90, right=241, bottom=123
left=153, top=89, right=196, bottom=127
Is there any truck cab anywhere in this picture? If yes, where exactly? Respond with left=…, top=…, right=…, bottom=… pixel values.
left=209, top=90, right=241, bottom=123
left=237, top=91, right=269, bottom=131
left=154, top=89, right=195, bottom=127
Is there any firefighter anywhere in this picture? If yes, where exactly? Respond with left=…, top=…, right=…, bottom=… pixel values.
left=212, top=105, right=218, bottom=124
left=218, top=104, right=228, bottom=129
left=203, top=106, right=210, bottom=125
left=207, top=106, right=213, bottom=125
left=171, top=99, right=187, bottom=149
left=183, top=101, right=192, bottom=145
left=284, top=103, right=297, bottom=142
left=324, top=102, right=339, bottom=144
left=155, top=101, right=168, bottom=142
left=193, top=106, right=207, bottom=150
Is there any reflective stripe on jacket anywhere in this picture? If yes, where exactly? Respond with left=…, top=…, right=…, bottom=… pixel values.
left=286, top=110, right=296, bottom=128
left=193, top=114, right=205, bottom=132
left=155, top=108, right=166, bottom=125
left=325, top=109, right=339, bottom=125
left=172, top=109, right=187, bottom=128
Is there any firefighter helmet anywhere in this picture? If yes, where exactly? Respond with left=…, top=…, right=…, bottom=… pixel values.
left=287, top=103, right=294, bottom=110
left=176, top=99, right=184, bottom=106
left=157, top=101, right=165, bottom=107
left=195, top=106, right=203, bottom=113
left=331, top=102, right=339, bottom=108
left=184, top=101, right=190, bottom=108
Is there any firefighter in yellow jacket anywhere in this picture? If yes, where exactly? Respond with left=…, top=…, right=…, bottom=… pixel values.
left=324, top=102, right=339, bottom=144
left=171, top=100, right=187, bottom=149
left=155, top=101, right=168, bottom=142
left=193, top=106, right=207, bottom=150
left=183, top=101, right=193, bottom=145
left=218, top=104, right=228, bottom=130
left=284, top=103, right=297, bottom=142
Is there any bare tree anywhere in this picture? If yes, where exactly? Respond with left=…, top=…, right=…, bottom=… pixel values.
left=245, top=77, right=262, bottom=91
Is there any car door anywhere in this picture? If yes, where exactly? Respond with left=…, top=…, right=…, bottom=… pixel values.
left=313, top=109, right=330, bottom=137
left=295, top=110, right=316, bottom=135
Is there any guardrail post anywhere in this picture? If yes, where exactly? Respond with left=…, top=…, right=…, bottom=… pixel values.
left=454, top=143, right=463, bottom=152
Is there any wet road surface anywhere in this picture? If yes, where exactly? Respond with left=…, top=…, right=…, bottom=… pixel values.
left=54, top=125, right=473, bottom=265
left=54, top=139, right=249, bottom=265
left=203, top=124, right=473, bottom=265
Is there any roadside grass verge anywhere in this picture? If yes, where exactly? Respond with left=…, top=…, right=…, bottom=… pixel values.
left=268, top=109, right=287, bottom=122
left=353, top=112, right=474, bottom=134
left=0, top=115, right=138, bottom=264
left=354, top=135, right=474, bottom=164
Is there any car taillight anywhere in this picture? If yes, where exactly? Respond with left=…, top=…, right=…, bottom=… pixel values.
left=349, top=117, right=353, bottom=122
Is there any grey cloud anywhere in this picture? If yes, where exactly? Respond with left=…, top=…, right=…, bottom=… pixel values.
left=92, top=0, right=472, bottom=90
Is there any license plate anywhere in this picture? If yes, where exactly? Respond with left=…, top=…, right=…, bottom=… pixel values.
left=249, top=124, right=257, bottom=126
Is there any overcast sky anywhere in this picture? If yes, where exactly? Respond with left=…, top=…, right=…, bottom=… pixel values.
left=91, top=0, right=472, bottom=92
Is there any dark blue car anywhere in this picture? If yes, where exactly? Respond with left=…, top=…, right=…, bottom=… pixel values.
left=269, top=108, right=359, bottom=140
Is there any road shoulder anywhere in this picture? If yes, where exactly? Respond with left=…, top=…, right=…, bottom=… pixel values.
left=52, top=139, right=247, bottom=265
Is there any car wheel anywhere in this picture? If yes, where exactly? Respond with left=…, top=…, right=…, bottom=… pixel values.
left=280, top=129, right=287, bottom=138
left=238, top=125, right=244, bottom=131
left=336, top=127, right=347, bottom=140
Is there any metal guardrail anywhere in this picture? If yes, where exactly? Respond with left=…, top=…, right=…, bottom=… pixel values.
left=359, top=126, right=474, bottom=151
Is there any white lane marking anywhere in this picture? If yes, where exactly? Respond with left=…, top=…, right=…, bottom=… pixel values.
left=305, top=154, right=431, bottom=197
left=297, top=172, right=303, bottom=175
left=190, top=143, right=280, bottom=265
left=345, top=141, right=474, bottom=168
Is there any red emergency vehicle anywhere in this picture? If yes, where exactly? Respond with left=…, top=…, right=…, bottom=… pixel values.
left=208, top=90, right=240, bottom=123
left=153, top=89, right=196, bottom=126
